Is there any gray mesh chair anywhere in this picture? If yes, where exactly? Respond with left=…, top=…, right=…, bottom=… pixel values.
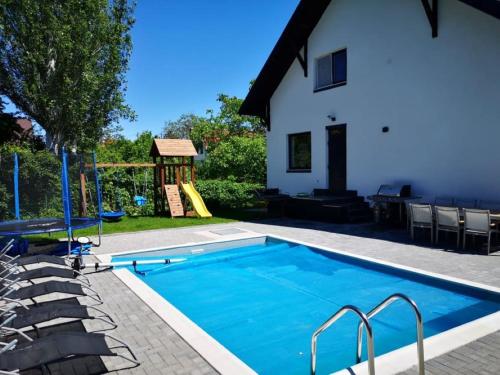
left=463, top=209, right=496, bottom=255
left=404, top=198, right=422, bottom=230
left=410, top=204, right=434, bottom=243
left=435, top=206, right=462, bottom=247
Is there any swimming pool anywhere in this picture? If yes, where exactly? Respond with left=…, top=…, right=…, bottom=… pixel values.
left=107, top=236, right=500, bottom=375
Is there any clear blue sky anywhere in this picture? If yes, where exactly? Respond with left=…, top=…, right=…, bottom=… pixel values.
left=120, top=0, right=299, bottom=139
left=4, top=0, right=299, bottom=139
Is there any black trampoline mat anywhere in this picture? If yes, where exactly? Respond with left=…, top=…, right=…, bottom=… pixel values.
left=0, top=217, right=100, bottom=236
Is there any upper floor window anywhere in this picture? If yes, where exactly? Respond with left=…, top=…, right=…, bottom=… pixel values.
left=315, top=49, right=347, bottom=91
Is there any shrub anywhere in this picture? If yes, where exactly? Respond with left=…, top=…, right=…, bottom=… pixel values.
left=195, top=179, right=263, bottom=209
left=197, top=136, right=266, bottom=184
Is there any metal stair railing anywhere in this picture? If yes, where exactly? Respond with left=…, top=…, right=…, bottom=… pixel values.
left=356, top=293, right=425, bottom=375
left=311, top=305, right=375, bottom=375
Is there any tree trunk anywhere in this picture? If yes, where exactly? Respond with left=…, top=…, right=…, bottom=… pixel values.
left=46, top=131, right=62, bottom=154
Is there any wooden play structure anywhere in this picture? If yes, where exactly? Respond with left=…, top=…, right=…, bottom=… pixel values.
left=149, top=139, right=212, bottom=218
left=82, top=139, right=211, bottom=218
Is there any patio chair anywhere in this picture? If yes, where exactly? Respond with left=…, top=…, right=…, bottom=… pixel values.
left=0, top=252, right=71, bottom=270
left=455, top=198, right=477, bottom=209
left=1, top=280, right=102, bottom=306
left=0, top=302, right=117, bottom=336
left=0, top=331, right=139, bottom=374
left=463, top=209, right=496, bottom=255
left=434, top=197, right=454, bottom=207
left=404, top=198, right=422, bottom=230
left=435, top=206, right=462, bottom=247
left=0, top=265, right=91, bottom=287
left=0, top=240, right=14, bottom=257
left=410, top=204, right=434, bottom=243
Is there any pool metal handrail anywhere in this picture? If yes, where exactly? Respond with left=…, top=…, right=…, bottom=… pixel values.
left=355, top=293, right=425, bottom=375
left=311, top=305, right=375, bottom=375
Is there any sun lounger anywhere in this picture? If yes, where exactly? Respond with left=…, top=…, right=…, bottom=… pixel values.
left=0, top=239, right=73, bottom=269
left=0, top=266, right=90, bottom=286
left=1, top=253, right=70, bottom=268
left=0, top=301, right=117, bottom=335
left=1, top=280, right=102, bottom=305
left=0, top=332, right=139, bottom=374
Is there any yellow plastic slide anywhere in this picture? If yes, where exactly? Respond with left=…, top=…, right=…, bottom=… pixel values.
left=181, top=181, right=212, bottom=218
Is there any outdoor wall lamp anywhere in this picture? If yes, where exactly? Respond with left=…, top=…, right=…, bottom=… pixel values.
left=327, top=114, right=336, bottom=122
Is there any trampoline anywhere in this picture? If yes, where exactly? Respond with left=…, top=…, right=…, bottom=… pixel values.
left=0, top=217, right=100, bottom=236
left=0, top=150, right=103, bottom=256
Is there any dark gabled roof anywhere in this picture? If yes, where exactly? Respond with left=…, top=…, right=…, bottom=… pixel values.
left=459, top=0, right=500, bottom=19
left=239, top=0, right=331, bottom=118
left=239, top=0, right=500, bottom=118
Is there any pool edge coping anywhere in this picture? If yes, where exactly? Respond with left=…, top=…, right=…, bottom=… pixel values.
left=96, top=233, right=500, bottom=375
left=96, top=231, right=265, bottom=264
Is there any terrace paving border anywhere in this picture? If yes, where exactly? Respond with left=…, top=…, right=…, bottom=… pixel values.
left=80, top=218, right=500, bottom=374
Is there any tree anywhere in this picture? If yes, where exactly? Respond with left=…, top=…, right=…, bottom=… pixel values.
left=0, top=0, right=136, bottom=152
left=190, top=93, right=265, bottom=148
left=199, top=135, right=266, bottom=184
left=162, top=91, right=267, bottom=184
left=162, top=114, right=199, bottom=140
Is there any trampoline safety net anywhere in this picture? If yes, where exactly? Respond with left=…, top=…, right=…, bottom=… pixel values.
left=0, top=150, right=102, bottom=236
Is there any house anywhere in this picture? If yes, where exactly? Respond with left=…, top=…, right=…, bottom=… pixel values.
left=0, top=116, right=35, bottom=144
left=240, top=0, right=500, bottom=202
left=15, top=118, right=33, bottom=137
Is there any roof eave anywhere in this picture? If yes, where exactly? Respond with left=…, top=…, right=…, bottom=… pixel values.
left=239, top=0, right=332, bottom=118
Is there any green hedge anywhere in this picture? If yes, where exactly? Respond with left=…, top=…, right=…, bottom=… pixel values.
left=195, top=179, right=263, bottom=209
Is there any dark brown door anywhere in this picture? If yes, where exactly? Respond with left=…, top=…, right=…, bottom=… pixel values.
left=328, top=124, right=347, bottom=192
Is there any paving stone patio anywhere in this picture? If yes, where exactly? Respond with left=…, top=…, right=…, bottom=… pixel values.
left=27, top=218, right=500, bottom=374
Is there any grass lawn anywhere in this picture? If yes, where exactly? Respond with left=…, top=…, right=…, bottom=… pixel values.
left=27, top=208, right=268, bottom=243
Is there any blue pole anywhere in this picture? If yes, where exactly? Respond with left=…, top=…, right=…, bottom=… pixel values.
left=92, top=152, right=103, bottom=220
left=61, top=148, right=73, bottom=256
left=13, top=153, right=20, bottom=220
left=61, top=149, right=73, bottom=223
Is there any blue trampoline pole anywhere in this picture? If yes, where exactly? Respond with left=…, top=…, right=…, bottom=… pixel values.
left=13, top=153, right=20, bottom=220
left=92, top=152, right=104, bottom=246
left=61, top=148, right=72, bottom=257
left=92, top=152, right=103, bottom=220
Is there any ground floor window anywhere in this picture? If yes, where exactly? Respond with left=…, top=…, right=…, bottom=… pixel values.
left=288, top=132, right=311, bottom=172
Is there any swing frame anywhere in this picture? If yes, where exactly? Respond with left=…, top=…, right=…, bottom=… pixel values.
left=82, top=139, right=198, bottom=217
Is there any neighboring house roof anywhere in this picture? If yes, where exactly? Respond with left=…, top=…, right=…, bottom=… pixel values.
left=15, top=118, right=33, bottom=134
left=239, top=0, right=500, bottom=118
left=149, top=139, right=198, bottom=157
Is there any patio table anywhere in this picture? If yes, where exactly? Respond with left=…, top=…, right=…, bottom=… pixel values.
left=488, top=212, right=500, bottom=223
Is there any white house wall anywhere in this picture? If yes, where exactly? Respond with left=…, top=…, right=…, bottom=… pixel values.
left=267, top=0, right=500, bottom=201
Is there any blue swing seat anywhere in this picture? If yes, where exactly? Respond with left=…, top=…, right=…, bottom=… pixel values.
left=133, top=195, right=147, bottom=207
left=101, top=211, right=126, bottom=221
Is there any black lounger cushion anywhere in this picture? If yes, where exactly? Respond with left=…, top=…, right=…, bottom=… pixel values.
left=5, top=303, right=92, bottom=329
left=7, top=281, right=86, bottom=301
left=0, top=332, right=115, bottom=371
left=15, top=255, right=67, bottom=267
left=12, top=267, right=76, bottom=282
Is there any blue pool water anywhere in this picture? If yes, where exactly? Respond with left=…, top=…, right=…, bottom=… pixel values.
left=115, top=239, right=500, bottom=374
